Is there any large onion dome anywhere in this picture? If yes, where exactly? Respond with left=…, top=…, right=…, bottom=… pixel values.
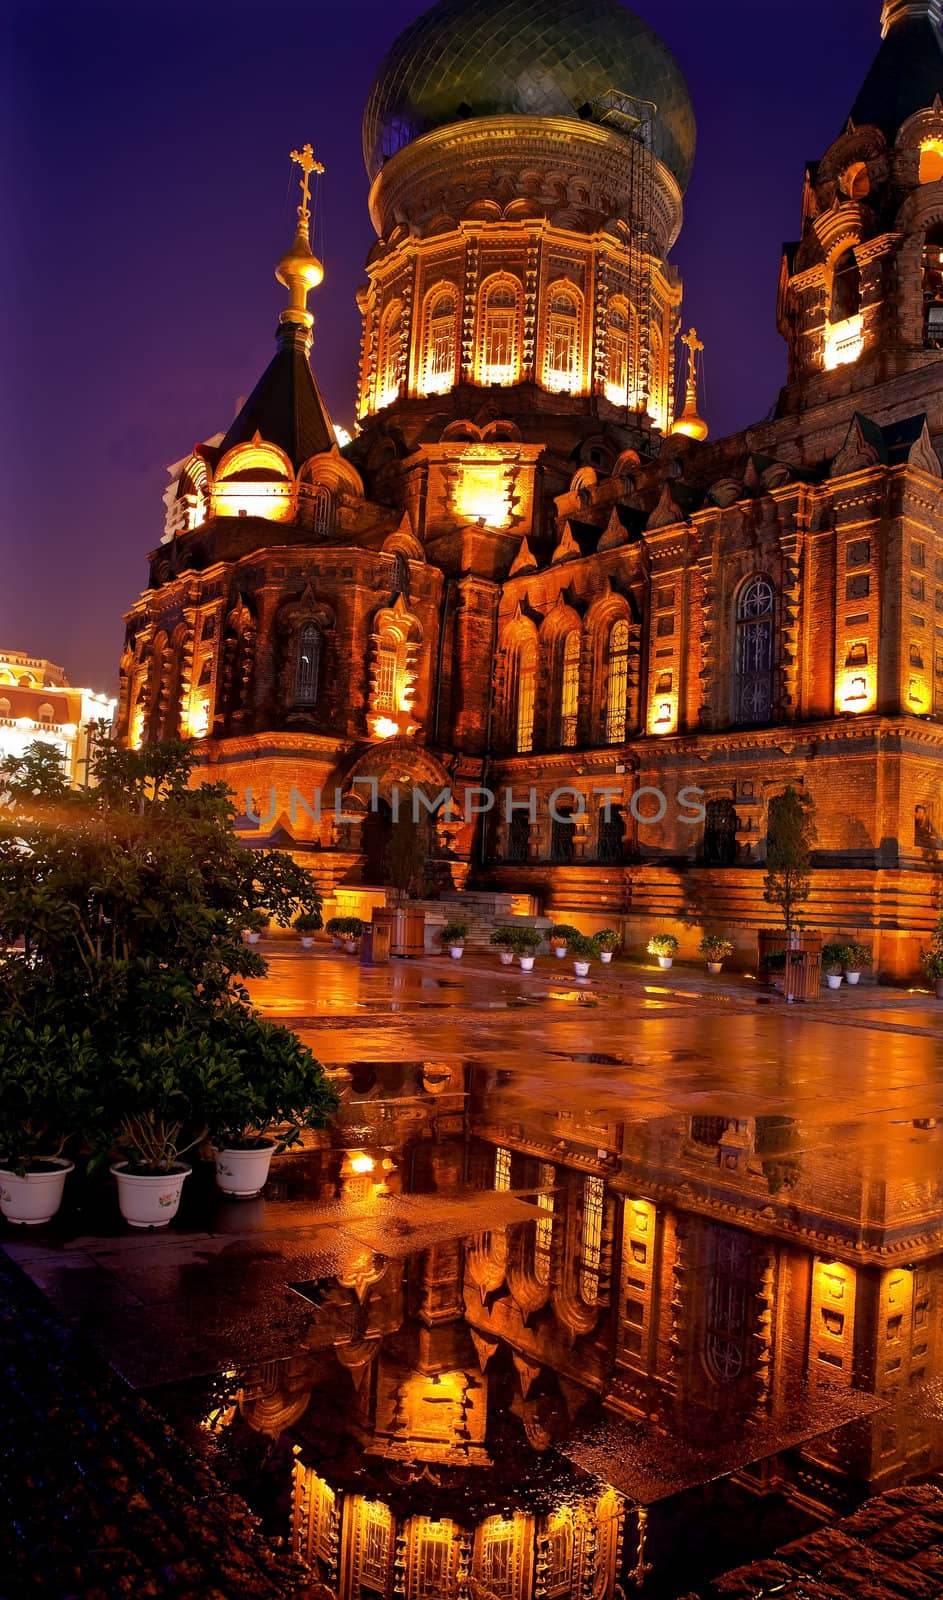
left=362, top=0, right=696, bottom=191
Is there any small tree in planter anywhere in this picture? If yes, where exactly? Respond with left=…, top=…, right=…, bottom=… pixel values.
left=844, top=942, right=872, bottom=984
left=0, top=1023, right=97, bottom=1224
left=593, top=929, right=620, bottom=965
left=569, top=931, right=596, bottom=977
left=294, top=911, right=322, bottom=949
left=325, top=915, right=364, bottom=950
left=647, top=933, right=679, bottom=969
left=384, top=814, right=430, bottom=956
left=700, top=934, right=733, bottom=974
left=822, top=942, right=851, bottom=990
left=921, top=916, right=943, bottom=998
left=549, top=924, right=582, bottom=959
left=508, top=926, right=542, bottom=970
left=491, top=927, right=517, bottom=965
left=761, top=786, right=820, bottom=1000
left=439, top=920, right=468, bottom=959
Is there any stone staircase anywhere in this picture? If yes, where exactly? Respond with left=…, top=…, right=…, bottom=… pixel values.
left=415, top=891, right=553, bottom=952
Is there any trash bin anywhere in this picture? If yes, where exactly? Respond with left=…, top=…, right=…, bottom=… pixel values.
left=361, top=907, right=393, bottom=965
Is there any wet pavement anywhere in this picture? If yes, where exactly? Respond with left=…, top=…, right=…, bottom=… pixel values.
left=5, top=943, right=943, bottom=1598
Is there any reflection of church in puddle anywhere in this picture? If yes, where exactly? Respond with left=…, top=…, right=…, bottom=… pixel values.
left=212, top=1058, right=943, bottom=1597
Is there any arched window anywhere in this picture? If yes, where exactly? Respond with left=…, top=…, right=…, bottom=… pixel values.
left=294, top=622, right=320, bottom=705
left=702, top=1225, right=754, bottom=1384
left=0, top=697, right=10, bottom=718
left=480, top=277, right=521, bottom=386
left=580, top=1174, right=604, bottom=1306
left=924, top=222, right=943, bottom=348
left=648, top=322, right=668, bottom=431
left=377, top=301, right=404, bottom=408
left=597, top=803, right=624, bottom=863
left=559, top=630, right=580, bottom=747
left=534, top=1162, right=555, bottom=1287
left=506, top=806, right=530, bottom=863
left=37, top=703, right=55, bottom=723
left=702, top=797, right=738, bottom=865
left=544, top=284, right=582, bottom=393
left=829, top=248, right=860, bottom=323
left=375, top=630, right=400, bottom=713
left=308, top=484, right=332, bottom=536
left=734, top=576, right=775, bottom=725
left=515, top=635, right=536, bottom=753
left=605, top=618, right=630, bottom=743
left=421, top=286, right=457, bottom=394
left=605, top=295, right=636, bottom=405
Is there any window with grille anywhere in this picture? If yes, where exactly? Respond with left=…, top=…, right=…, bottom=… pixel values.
left=547, top=1520, right=572, bottom=1595
left=535, top=1162, right=554, bottom=1286
left=479, top=1522, right=515, bottom=1598
left=559, top=630, right=580, bottom=746
left=482, top=281, right=521, bottom=385
left=545, top=289, right=580, bottom=392
left=703, top=1226, right=754, bottom=1383
left=415, top=1525, right=451, bottom=1598
left=924, top=224, right=943, bottom=348
left=607, top=299, right=629, bottom=400
left=734, top=576, right=775, bottom=725
left=580, top=1174, right=605, bottom=1305
left=294, top=623, right=320, bottom=705
left=359, top=1502, right=392, bottom=1590
left=494, top=1146, right=512, bottom=1191
left=423, top=289, right=457, bottom=393
left=605, top=618, right=630, bottom=742
left=378, top=303, right=404, bottom=405
left=516, top=638, right=536, bottom=753
left=375, top=632, right=398, bottom=712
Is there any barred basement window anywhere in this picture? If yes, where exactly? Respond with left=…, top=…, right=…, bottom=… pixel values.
left=605, top=618, right=630, bottom=742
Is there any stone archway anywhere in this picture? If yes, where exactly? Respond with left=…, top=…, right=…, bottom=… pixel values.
left=331, top=738, right=457, bottom=889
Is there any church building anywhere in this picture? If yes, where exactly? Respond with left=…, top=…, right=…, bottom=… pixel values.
left=118, top=0, right=943, bottom=975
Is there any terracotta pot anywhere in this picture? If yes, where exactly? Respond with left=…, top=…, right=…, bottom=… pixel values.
left=0, top=1157, right=73, bottom=1225
left=657, top=955, right=673, bottom=969
left=707, top=961, right=723, bottom=975
left=214, top=1142, right=275, bottom=1198
left=499, top=950, right=514, bottom=965
left=111, top=1162, right=190, bottom=1228
left=449, top=945, right=464, bottom=960
left=519, top=955, right=535, bottom=971
left=573, top=959, right=591, bottom=978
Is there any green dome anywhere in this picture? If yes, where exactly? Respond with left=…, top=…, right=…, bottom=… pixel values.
left=362, top=0, right=696, bottom=190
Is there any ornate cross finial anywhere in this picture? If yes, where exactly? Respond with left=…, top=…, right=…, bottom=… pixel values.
left=681, top=326, right=704, bottom=372
left=671, top=326, right=708, bottom=441
left=290, top=143, right=325, bottom=221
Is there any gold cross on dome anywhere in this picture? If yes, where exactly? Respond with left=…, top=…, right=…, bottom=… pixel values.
left=289, top=143, right=324, bottom=219
left=681, top=326, right=704, bottom=365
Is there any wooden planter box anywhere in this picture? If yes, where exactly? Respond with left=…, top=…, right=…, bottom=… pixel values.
left=757, top=929, right=823, bottom=1001
left=391, top=907, right=425, bottom=958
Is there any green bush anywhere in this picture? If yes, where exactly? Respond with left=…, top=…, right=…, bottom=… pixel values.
left=568, top=932, right=597, bottom=960
left=821, top=942, right=852, bottom=977
left=700, top=933, right=733, bottom=961
left=549, top=924, right=582, bottom=947
left=593, top=928, right=619, bottom=953
left=507, top=926, right=543, bottom=955
left=439, top=920, right=468, bottom=945
left=0, top=1023, right=100, bottom=1176
left=491, top=927, right=517, bottom=950
left=294, top=911, right=322, bottom=934
left=648, top=933, right=679, bottom=958
left=844, top=941, right=872, bottom=971
left=325, top=915, right=364, bottom=938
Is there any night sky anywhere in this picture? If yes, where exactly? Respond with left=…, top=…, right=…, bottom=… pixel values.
left=5, top=0, right=881, bottom=692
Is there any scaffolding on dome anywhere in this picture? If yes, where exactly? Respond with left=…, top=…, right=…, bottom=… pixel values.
left=593, top=89, right=657, bottom=419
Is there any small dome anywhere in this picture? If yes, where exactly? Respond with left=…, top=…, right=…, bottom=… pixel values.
left=363, top=0, right=696, bottom=190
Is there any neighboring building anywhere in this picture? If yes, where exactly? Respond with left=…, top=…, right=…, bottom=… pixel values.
left=0, top=649, right=116, bottom=786
left=119, top=0, right=943, bottom=974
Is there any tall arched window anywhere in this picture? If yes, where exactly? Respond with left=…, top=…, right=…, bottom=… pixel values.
left=295, top=622, right=320, bottom=705
left=375, top=629, right=400, bottom=712
left=559, top=630, right=580, bottom=747
left=544, top=284, right=581, bottom=393
left=605, top=618, right=630, bottom=743
left=580, top=1174, right=605, bottom=1306
left=308, top=484, right=332, bottom=536
left=734, top=576, right=775, bottom=725
left=648, top=322, right=668, bottom=431
left=829, top=248, right=860, bottom=323
left=605, top=295, right=636, bottom=405
left=377, top=301, right=404, bottom=408
left=703, top=1226, right=754, bottom=1383
left=421, top=286, right=457, bottom=394
left=516, top=636, right=536, bottom=753
left=534, top=1162, right=555, bottom=1287
left=924, top=222, right=943, bottom=348
left=480, top=277, right=521, bottom=386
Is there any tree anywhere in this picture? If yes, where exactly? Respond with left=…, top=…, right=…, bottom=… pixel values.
left=763, top=786, right=817, bottom=932
left=0, top=737, right=336, bottom=1172
left=383, top=811, right=430, bottom=902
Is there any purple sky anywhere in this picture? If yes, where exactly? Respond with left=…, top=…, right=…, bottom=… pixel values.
left=4, top=0, right=880, bottom=692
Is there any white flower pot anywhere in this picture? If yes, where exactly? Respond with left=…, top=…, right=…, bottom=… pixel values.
left=332, top=936, right=344, bottom=949
left=214, top=1143, right=275, bottom=1198
left=519, top=955, right=535, bottom=971
left=826, top=973, right=843, bottom=989
left=300, top=936, right=314, bottom=949
left=499, top=950, right=514, bottom=965
left=657, top=955, right=673, bottom=969
left=449, top=945, right=464, bottom=960
left=0, top=1157, right=73, bottom=1225
left=111, top=1161, right=190, bottom=1228
left=707, top=961, right=723, bottom=975
left=553, top=946, right=567, bottom=959
left=845, top=971, right=860, bottom=984
left=573, top=960, right=591, bottom=978
left=599, top=950, right=613, bottom=964
left=245, top=930, right=260, bottom=945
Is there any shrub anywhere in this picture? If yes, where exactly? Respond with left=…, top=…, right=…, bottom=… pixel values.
left=325, top=915, right=364, bottom=938
left=549, top=924, right=582, bottom=947
left=647, top=933, right=679, bottom=958
left=764, top=786, right=817, bottom=932
left=294, top=911, right=322, bottom=934
left=507, top=926, right=543, bottom=955
left=821, top=942, right=852, bottom=976
left=491, top=927, right=517, bottom=950
left=761, top=949, right=788, bottom=973
left=439, top=920, right=468, bottom=946
left=568, top=932, right=597, bottom=960
left=921, top=916, right=943, bottom=981
left=593, top=929, right=619, bottom=953
left=700, top=934, right=733, bottom=961
left=0, top=1023, right=99, bottom=1175
left=844, top=941, right=872, bottom=971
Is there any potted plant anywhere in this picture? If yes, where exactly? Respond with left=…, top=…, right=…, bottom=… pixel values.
left=648, top=933, right=679, bottom=970
left=822, top=942, right=850, bottom=990
left=549, top=924, right=581, bottom=960
left=0, top=1024, right=92, bottom=1225
left=921, top=916, right=943, bottom=998
left=759, top=787, right=822, bottom=1000
left=569, top=931, right=596, bottom=978
left=593, top=929, right=619, bottom=965
left=294, top=911, right=321, bottom=949
left=700, top=933, right=733, bottom=975
left=844, top=941, right=872, bottom=985
left=439, top=920, right=468, bottom=960
left=325, top=915, right=363, bottom=951
left=491, top=927, right=517, bottom=966
left=244, top=911, right=266, bottom=946
left=208, top=1013, right=337, bottom=1198
left=384, top=814, right=429, bottom=957
left=508, top=926, right=542, bottom=971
